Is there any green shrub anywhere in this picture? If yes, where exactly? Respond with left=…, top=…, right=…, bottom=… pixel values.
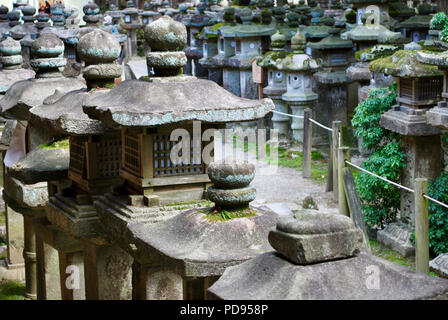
left=427, top=172, right=448, bottom=255
left=430, top=12, right=448, bottom=30
left=351, top=83, right=406, bottom=230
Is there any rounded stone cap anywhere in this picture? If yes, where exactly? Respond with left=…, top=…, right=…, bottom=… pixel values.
left=271, top=30, right=286, bottom=49
left=7, top=10, right=21, bottom=20
left=36, top=12, right=50, bottom=22
left=77, top=30, right=121, bottom=64
left=277, top=210, right=354, bottom=235
left=0, top=37, right=22, bottom=56
left=21, top=5, right=36, bottom=16
left=291, top=29, right=306, bottom=52
left=31, top=33, right=64, bottom=58
left=208, top=161, right=255, bottom=189
left=0, top=5, right=8, bottom=15
left=83, top=1, right=100, bottom=15
left=144, top=15, right=187, bottom=51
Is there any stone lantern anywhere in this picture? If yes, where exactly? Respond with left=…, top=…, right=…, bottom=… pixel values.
left=7, top=9, right=21, bottom=28
left=417, top=48, right=448, bottom=281
left=309, top=26, right=354, bottom=127
left=50, top=2, right=65, bottom=27
left=370, top=49, right=443, bottom=257
left=399, top=3, right=433, bottom=43
left=81, top=16, right=276, bottom=300
left=258, top=31, right=289, bottom=135
left=122, top=0, right=142, bottom=61
left=198, top=24, right=222, bottom=85
left=227, top=9, right=275, bottom=99
left=0, top=37, right=35, bottom=94
left=82, top=1, right=102, bottom=27
left=9, top=5, right=36, bottom=40
left=0, top=5, right=9, bottom=37
left=184, top=11, right=211, bottom=78
left=278, top=30, right=320, bottom=141
left=35, top=12, right=50, bottom=31
left=140, top=1, right=159, bottom=26
left=64, top=6, right=81, bottom=29
left=27, top=30, right=130, bottom=300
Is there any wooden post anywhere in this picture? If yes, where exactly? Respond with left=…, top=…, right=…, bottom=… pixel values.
left=338, top=146, right=350, bottom=216
left=302, top=108, right=312, bottom=178
left=332, top=121, right=342, bottom=201
left=414, top=178, right=429, bottom=274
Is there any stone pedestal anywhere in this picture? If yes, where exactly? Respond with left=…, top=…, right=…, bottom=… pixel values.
left=36, top=237, right=61, bottom=300
left=400, top=134, right=441, bottom=226
left=223, top=68, right=241, bottom=97
left=271, top=98, right=289, bottom=135
left=430, top=253, right=448, bottom=278
left=83, top=243, right=133, bottom=300
left=4, top=205, right=24, bottom=268
left=135, top=266, right=184, bottom=300
left=289, top=103, right=306, bottom=141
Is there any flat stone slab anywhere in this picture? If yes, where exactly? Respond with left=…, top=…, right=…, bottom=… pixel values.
left=0, top=77, right=86, bottom=120
left=377, top=223, right=415, bottom=257
left=127, top=206, right=278, bottom=277
left=380, top=109, right=440, bottom=136
left=3, top=175, right=48, bottom=210
left=8, top=147, right=69, bottom=184
left=426, top=106, right=448, bottom=130
left=83, top=78, right=274, bottom=128
left=208, top=251, right=448, bottom=300
left=0, top=69, right=35, bottom=94
left=430, top=253, right=448, bottom=278
left=124, top=58, right=148, bottom=80
left=29, top=89, right=108, bottom=136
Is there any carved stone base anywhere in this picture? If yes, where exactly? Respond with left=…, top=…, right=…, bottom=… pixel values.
left=0, top=259, right=25, bottom=281
left=430, top=253, right=448, bottom=278
left=377, top=223, right=415, bottom=257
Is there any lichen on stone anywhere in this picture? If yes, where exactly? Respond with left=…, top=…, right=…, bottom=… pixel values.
left=38, top=139, right=69, bottom=149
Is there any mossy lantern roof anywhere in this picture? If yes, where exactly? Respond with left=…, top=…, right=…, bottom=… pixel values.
left=399, top=14, right=432, bottom=29
left=369, top=50, right=443, bottom=78
left=302, top=25, right=331, bottom=40
left=417, top=50, right=448, bottom=68
left=275, top=52, right=321, bottom=72
left=341, top=24, right=401, bottom=43
left=218, top=23, right=275, bottom=38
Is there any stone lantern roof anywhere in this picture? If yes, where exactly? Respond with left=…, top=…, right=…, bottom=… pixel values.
left=370, top=50, right=443, bottom=78
left=417, top=50, right=448, bottom=68
left=9, top=5, right=38, bottom=40
left=83, top=1, right=103, bottom=26
left=0, top=33, right=85, bottom=120
left=28, top=30, right=123, bottom=137
left=7, top=9, right=21, bottom=28
left=309, top=28, right=353, bottom=50
left=83, top=15, right=274, bottom=129
left=341, top=24, right=401, bottom=43
left=399, top=3, right=433, bottom=31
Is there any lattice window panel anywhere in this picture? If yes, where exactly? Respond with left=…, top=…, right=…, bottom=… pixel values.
left=69, top=137, right=86, bottom=178
left=97, top=139, right=122, bottom=178
left=153, top=134, right=205, bottom=177
left=417, top=77, right=442, bottom=101
left=235, top=40, right=242, bottom=54
left=400, top=78, right=413, bottom=99
left=123, top=133, right=141, bottom=178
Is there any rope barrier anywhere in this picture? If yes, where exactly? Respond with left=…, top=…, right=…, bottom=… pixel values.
left=271, top=110, right=333, bottom=132
left=423, top=194, right=448, bottom=210
left=271, top=110, right=304, bottom=119
left=345, top=160, right=415, bottom=193
left=309, top=118, right=333, bottom=132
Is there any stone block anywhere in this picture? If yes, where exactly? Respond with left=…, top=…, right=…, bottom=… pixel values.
left=430, top=253, right=448, bottom=278
left=127, top=195, right=144, bottom=207
left=144, top=195, right=160, bottom=207
left=377, top=223, right=415, bottom=257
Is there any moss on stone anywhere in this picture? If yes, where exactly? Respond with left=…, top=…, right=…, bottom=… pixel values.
left=369, top=50, right=443, bottom=77
left=38, top=139, right=69, bottom=150
left=258, top=50, right=289, bottom=67
left=199, top=206, right=258, bottom=222
left=0, top=280, right=25, bottom=300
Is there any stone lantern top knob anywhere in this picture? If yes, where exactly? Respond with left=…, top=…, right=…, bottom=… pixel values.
left=291, top=29, right=306, bottom=53
left=30, top=33, right=66, bottom=78
left=144, top=15, right=187, bottom=77
left=239, top=7, right=253, bottom=25
left=0, top=37, right=23, bottom=70
left=271, top=30, right=286, bottom=50
left=0, top=5, right=8, bottom=15
left=77, top=30, right=122, bottom=89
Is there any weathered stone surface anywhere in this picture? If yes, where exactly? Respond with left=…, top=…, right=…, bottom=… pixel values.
left=0, top=78, right=86, bottom=120
left=8, top=147, right=69, bottom=184
left=208, top=161, right=255, bottom=189
left=146, top=51, right=187, bottom=69
left=128, top=206, right=277, bottom=277
left=208, top=251, right=448, bottom=300
left=77, top=29, right=121, bottom=64
left=302, top=196, right=318, bottom=210
left=377, top=223, right=415, bottom=257
left=207, top=186, right=256, bottom=208
left=83, top=79, right=274, bottom=128
left=380, top=109, right=440, bottom=136
left=430, top=253, right=448, bottom=278
left=0, top=69, right=35, bottom=94
left=83, top=63, right=122, bottom=79
left=426, top=105, right=448, bottom=129
left=3, top=175, right=48, bottom=210
left=269, top=210, right=363, bottom=264
left=0, top=120, right=17, bottom=147
left=144, top=15, right=187, bottom=51
left=31, top=33, right=64, bottom=58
